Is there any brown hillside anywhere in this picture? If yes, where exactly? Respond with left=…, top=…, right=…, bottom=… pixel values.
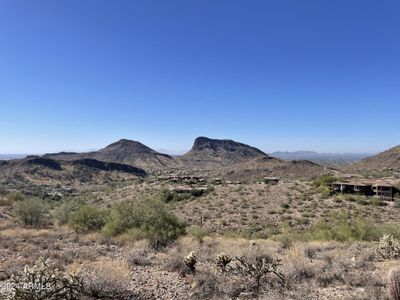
left=45, top=139, right=178, bottom=171
left=345, top=145, right=400, bottom=176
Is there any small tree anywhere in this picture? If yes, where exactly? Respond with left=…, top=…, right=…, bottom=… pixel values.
left=14, top=198, right=45, bottom=227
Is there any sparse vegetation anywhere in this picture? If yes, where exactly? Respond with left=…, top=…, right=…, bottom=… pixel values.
left=376, top=234, right=400, bottom=259
left=389, top=268, right=400, bottom=300
left=103, top=198, right=185, bottom=248
left=313, top=175, right=337, bottom=188
left=80, top=259, right=132, bottom=299
left=6, top=257, right=81, bottom=300
left=68, top=205, right=108, bottom=233
left=13, top=198, right=46, bottom=227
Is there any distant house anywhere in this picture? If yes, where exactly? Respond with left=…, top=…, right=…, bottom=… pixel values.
left=332, top=181, right=398, bottom=201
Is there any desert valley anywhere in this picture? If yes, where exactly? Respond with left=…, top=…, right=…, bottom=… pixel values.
left=0, top=137, right=400, bottom=299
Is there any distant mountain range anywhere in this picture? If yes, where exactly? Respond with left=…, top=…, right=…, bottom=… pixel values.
left=0, top=154, right=29, bottom=160
left=270, top=151, right=372, bottom=160
left=0, top=137, right=330, bottom=185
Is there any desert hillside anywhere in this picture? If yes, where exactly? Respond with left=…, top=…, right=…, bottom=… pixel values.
left=345, top=145, right=400, bottom=176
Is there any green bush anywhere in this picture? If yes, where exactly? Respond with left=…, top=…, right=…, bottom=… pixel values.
left=68, top=205, right=108, bottom=233
left=313, top=175, right=337, bottom=188
left=188, top=226, right=208, bottom=243
left=8, top=191, right=25, bottom=202
left=160, top=189, right=204, bottom=203
left=317, top=186, right=332, bottom=199
left=103, top=198, right=185, bottom=248
left=303, top=212, right=373, bottom=241
left=272, top=212, right=400, bottom=242
left=160, top=190, right=190, bottom=203
left=57, top=199, right=84, bottom=225
left=366, top=197, right=388, bottom=206
left=14, top=198, right=46, bottom=227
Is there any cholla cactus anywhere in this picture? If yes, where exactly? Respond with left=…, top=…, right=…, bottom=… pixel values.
left=216, top=253, right=232, bottom=272
left=184, top=251, right=197, bottom=273
left=376, top=234, right=400, bottom=259
left=388, top=268, right=400, bottom=300
left=7, top=257, right=81, bottom=300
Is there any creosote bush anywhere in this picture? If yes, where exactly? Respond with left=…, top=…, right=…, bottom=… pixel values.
left=13, top=198, right=46, bottom=227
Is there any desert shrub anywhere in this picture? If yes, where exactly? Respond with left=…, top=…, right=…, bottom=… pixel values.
left=160, top=190, right=191, bottom=203
left=80, top=259, right=132, bottom=300
left=313, top=175, right=337, bottom=188
left=0, top=187, right=7, bottom=196
left=103, top=198, right=185, bottom=248
left=13, top=198, right=46, bottom=227
left=6, top=257, right=82, bottom=300
left=191, top=269, right=222, bottom=300
left=227, top=254, right=284, bottom=293
left=317, top=185, right=332, bottom=198
left=388, top=268, right=400, bottom=300
left=376, top=234, right=400, bottom=259
left=285, top=247, right=315, bottom=284
left=57, top=199, right=84, bottom=225
left=128, top=249, right=152, bottom=267
left=0, top=197, right=13, bottom=207
left=273, top=212, right=400, bottom=242
left=190, top=189, right=205, bottom=197
left=305, top=213, right=372, bottom=241
left=207, top=185, right=215, bottom=192
left=367, top=197, right=388, bottom=206
left=164, top=246, right=189, bottom=275
left=395, top=198, right=400, bottom=208
left=188, top=226, right=208, bottom=243
left=160, top=190, right=174, bottom=203
left=68, top=205, right=107, bottom=233
left=8, top=191, right=25, bottom=202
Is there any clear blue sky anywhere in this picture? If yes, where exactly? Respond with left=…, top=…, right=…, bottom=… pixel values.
left=0, top=0, right=399, bottom=154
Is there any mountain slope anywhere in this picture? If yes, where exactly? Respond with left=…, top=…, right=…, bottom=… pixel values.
left=0, top=156, right=147, bottom=185
left=214, top=156, right=329, bottom=181
left=45, top=139, right=178, bottom=171
left=180, top=137, right=269, bottom=167
left=345, top=145, right=400, bottom=175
